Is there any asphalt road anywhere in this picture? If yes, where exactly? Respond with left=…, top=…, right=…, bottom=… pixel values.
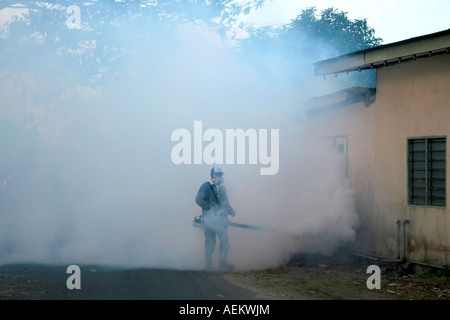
left=0, top=264, right=261, bottom=300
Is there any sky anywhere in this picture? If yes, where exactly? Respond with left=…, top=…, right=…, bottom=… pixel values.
left=237, top=0, right=450, bottom=45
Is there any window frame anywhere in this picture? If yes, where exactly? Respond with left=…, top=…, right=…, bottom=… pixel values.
left=407, top=136, right=447, bottom=207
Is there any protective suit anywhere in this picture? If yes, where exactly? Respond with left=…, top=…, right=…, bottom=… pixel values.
left=195, top=166, right=235, bottom=271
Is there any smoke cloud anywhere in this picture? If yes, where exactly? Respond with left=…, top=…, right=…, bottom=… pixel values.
left=0, top=7, right=359, bottom=271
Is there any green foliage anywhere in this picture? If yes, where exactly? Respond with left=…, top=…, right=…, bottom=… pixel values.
left=286, top=7, right=382, bottom=54
left=0, top=0, right=268, bottom=87
left=239, top=6, right=383, bottom=61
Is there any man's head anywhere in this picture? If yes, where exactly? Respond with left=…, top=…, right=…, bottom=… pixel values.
left=210, top=166, right=224, bottom=185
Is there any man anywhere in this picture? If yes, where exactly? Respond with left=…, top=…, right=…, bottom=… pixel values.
left=195, top=166, right=236, bottom=271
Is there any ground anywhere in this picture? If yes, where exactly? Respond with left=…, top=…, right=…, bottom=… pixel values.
left=0, top=250, right=449, bottom=300
left=223, top=250, right=450, bottom=300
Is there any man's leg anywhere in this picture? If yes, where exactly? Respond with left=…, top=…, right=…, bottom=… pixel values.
left=217, top=227, right=233, bottom=271
left=204, top=228, right=216, bottom=270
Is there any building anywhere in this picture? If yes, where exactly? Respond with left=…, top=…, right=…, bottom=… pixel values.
left=304, top=29, right=450, bottom=268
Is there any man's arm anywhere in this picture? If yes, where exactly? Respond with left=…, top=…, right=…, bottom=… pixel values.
left=195, top=182, right=211, bottom=211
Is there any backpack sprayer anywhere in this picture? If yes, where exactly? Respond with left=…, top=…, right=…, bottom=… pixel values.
left=192, top=215, right=277, bottom=233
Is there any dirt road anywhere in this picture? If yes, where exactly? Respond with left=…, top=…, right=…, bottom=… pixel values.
left=0, top=250, right=449, bottom=301
left=223, top=251, right=450, bottom=300
left=0, top=264, right=259, bottom=300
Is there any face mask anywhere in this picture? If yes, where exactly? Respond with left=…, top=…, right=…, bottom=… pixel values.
left=211, top=175, right=223, bottom=185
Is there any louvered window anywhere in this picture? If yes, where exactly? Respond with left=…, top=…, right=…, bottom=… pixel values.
left=408, top=137, right=446, bottom=206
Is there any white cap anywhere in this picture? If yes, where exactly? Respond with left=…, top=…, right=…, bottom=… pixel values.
left=211, top=166, right=224, bottom=177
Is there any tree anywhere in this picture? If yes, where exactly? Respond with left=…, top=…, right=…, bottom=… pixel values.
left=285, top=7, right=382, bottom=55
left=0, top=0, right=268, bottom=87
left=239, top=6, right=382, bottom=61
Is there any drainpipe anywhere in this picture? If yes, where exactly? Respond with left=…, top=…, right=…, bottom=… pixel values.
left=396, top=220, right=401, bottom=259
left=402, top=220, right=410, bottom=261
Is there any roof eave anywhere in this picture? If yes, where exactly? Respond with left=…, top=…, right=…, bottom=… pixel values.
left=304, top=86, right=376, bottom=116
left=314, top=28, right=450, bottom=76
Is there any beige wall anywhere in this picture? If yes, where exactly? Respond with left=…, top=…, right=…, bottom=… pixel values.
left=305, top=53, right=450, bottom=266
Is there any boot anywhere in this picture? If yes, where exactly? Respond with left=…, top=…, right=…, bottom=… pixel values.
left=218, top=261, right=234, bottom=271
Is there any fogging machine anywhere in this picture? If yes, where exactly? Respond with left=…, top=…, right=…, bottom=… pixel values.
left=192, top=215, right=277, bottom=233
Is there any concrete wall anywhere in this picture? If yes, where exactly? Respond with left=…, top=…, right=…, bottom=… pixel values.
left=305, top=53, right=450, bottom=266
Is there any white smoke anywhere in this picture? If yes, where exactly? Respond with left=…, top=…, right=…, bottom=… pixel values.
left=0, top=12, right=359, bottom=271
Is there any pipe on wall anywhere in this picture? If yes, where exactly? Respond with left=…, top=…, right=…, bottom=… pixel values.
left=402, top=220, right=410, bottom=260
left=396, top=220, right=401, bottom=259
left=355, top=219, right=448, bottom=270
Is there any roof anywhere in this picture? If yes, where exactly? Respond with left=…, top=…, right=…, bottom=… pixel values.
left=304, top=86, right=376, bottom=115
left=314, top=28, right=450, bottom=76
